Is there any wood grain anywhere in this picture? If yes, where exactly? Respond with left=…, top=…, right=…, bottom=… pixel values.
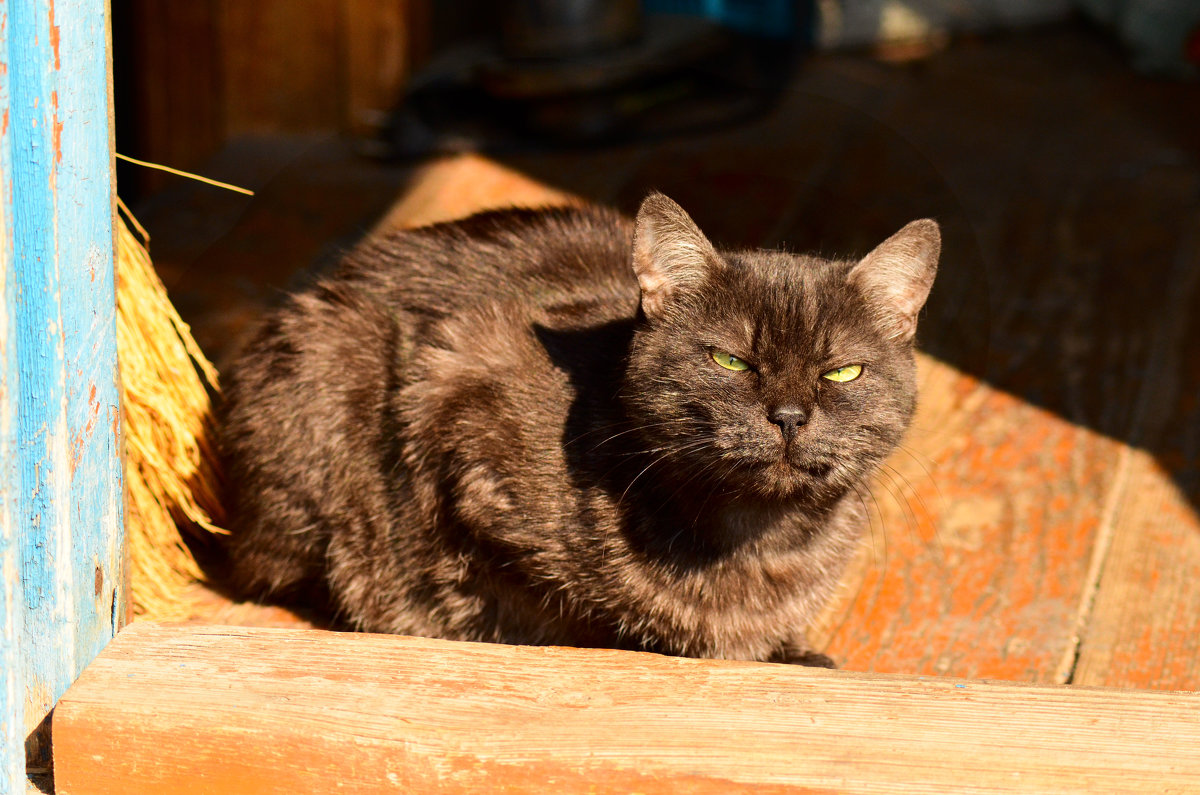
left=1073, top=451, right=1200, bottom=690
left=1073, top=214, right=1200, bottom=690
left=2, top=0, right=125, bottom=790
left=218, top=0, right=342, bottom=134
left=53, top=623, right=1200, bottom=794
left=119, top=0, right=224, bottom=195
left=810, top=357, right=1130, bottom=683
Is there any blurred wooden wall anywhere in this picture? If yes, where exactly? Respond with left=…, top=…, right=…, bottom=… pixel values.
left=115, top=0, right=430, bottom=196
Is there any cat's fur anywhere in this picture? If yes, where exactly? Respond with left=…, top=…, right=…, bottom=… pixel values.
left=219, top=193, right=939, bottom=665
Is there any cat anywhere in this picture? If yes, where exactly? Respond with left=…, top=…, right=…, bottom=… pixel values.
left=218, top=192, right=939, bottom=666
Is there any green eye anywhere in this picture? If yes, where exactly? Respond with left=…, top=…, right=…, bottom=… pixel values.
left=711, top=350, right=750, bottom=371
left=821, top=364, right=863, bottom=382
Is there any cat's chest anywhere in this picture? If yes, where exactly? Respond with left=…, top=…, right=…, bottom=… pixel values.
left=615, top=502, right=864, bottom=648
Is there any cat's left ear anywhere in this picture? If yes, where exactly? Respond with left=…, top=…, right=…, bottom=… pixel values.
left=632, top=192, right=718, bottom=319
left=849, top=219, right=940, bottom=342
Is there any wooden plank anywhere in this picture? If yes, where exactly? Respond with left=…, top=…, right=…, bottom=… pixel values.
left=0, top=2, right=20, bottom=776
left=54, top=622, right=1200, bottom=794
left=1073, top=451, right=1200, bottom=690
left=1073, top=215, right=1200, bottom=690
left=218, top=0, right=342, bottom=135
left=0, top=0, right=125, bottom=789
left=810, top=356, right=1127, bottom=682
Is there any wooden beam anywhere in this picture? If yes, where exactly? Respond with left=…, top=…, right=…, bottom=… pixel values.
left=54, top=623, right=1200, bottom=794
left=1, top=0, right=124, bottom=790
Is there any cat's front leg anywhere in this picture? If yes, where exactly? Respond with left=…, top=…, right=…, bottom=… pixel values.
left=769, top=638, right=837, bottom=668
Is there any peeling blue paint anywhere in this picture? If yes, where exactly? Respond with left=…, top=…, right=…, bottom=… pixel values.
left=1, top=0, right=123, bottom=789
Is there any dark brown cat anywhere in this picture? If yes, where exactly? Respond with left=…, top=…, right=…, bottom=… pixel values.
left=219, top=193, right=939, bottom=665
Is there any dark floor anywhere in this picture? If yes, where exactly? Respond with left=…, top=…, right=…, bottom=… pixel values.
left=138, top=22, right=1200, bottom=690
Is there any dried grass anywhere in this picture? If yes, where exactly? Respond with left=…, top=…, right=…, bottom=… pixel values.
left=116, top=199, right=226, bottom=619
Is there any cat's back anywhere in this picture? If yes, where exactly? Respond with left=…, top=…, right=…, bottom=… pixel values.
left=340, top=204, right=638, bottom=320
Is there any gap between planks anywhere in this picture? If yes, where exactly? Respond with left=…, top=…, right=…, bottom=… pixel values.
left=1064, top=214, right=1200, bottom=686
left=1054, top=442, right=1134, bottom=684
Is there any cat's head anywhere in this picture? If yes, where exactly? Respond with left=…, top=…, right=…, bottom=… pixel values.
left=622, top=192, right=939, bottom=507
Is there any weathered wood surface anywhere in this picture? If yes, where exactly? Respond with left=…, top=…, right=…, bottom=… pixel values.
left=810, top=360, right=1129, bottom=683
left=54, top=622, right=1200, bottom=794
left=1, top=0, right=124, bottom=791
left=1, top=0, right=124, bottom=792
left=1073, top=450, right=1200, bottom=689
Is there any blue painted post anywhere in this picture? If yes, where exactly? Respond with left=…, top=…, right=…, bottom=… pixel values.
left=1, top=0, right=124, bottom=790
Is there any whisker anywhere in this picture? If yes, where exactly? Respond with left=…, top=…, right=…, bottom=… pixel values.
left=873, top=466, right=921, bottom=545
left=563, top=419, right=680, bottom=450
left=880, top=461, right=945, bottom=562
left=851, top=479, right=888, bottom=571
left=652, top=454, right=732, bottom=551
left=617, top=441, right=712, bottom=506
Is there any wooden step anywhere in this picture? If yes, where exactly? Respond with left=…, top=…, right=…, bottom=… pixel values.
left=52, top=622, right=1200, bottom=794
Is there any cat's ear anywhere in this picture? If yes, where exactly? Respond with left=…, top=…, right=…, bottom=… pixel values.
left=848, top=219, right=940, bottom=342
left=632, top=192, right=717, bottom=319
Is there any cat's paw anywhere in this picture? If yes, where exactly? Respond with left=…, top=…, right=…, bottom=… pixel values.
left=769, top=640, right=837, bottom=668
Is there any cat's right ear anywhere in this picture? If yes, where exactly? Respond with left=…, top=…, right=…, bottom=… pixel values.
left=848, top=219, right=940, bottom=342
left=632, top=192, right=717, bottom=319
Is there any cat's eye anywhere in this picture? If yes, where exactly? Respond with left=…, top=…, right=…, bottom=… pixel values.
left=711, top=350, right=750, bottom=371
left=821, top=364, right=863, bottom=382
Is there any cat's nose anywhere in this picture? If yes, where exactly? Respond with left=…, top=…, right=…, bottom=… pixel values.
left=769, top=406, right=808, bottom=441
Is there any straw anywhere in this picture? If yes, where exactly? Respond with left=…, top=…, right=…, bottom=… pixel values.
left=116, top=198, right=226, bottom=618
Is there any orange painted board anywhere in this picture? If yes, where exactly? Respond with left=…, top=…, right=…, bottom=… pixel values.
left=53, top=623, right=1200, bottom=794
left=1072, top=452, right=1200, bottom=690
left=811, top=355, right=1127, bottom=683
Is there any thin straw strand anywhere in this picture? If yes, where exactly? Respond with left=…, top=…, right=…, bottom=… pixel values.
left=116, top=152, right=255, bottom=196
